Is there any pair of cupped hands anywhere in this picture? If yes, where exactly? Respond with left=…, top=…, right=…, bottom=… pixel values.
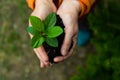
left=29, top=0, right=81, bottom=68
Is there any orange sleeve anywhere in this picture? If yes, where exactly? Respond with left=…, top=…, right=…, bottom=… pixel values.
left=26, top=0, right=35, bottom=10
left=26, top=0, right=95, bottom=16
left=26, top=0, right=62, bottom=10
left=79, top=0, right=95, bottom=17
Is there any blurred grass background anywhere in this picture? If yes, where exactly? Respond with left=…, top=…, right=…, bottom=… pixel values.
left=0, top=0, right=86, bottom=80
left=0, top=0, right=41, bottom=80
left=1, top=0, right=120, bottom=80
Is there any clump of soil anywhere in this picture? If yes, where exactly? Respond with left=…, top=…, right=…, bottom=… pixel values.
left=43, top=15, right=73, bottom=63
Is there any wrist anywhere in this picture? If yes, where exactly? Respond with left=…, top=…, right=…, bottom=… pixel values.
left=61, top=0, right=81, bottom=15
left=35, top=0, right=53, bottom=8
left=35, top=0, right=56, bottom=12
left=71, top=0, right=81, bottom=13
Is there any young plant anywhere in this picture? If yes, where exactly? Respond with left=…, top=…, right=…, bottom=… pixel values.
left=27, top=13, right=63, bottom=48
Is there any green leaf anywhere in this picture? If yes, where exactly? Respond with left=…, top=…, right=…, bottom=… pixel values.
left=45, top=38, right=58, bottom=47
left=27, top=26, right=39, bottom=35
left=31, top=35, right=44, bottom=48
left=46, top=26, right=63, bottom=38
left=30, top=16, right=44, bottom=32
left=44, top=12, right=56, bottom=28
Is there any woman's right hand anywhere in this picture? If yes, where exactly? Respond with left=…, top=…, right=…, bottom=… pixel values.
left=29, top=0, right=57, bottom=68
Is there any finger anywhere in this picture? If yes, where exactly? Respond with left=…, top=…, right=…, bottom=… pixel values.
left=54, top=53, right=72, bottom=62
left=40, top=61, right=45, bottom=68
left=54, top=49, right=74, bottom=62
left=61, top=27, right=73, bottom=56
left=64, top=35, right=78, bottom=58
left=69, top=35, right=77, bottom=54
left=54, top=56, right=64, bottom=62
left=34, top=48, right=50, bottom=68
left=34, top=49, right=47, bottom=68
left=34, top=48, right=49, bottom=66
left=34, top=46, right=49, bottom=62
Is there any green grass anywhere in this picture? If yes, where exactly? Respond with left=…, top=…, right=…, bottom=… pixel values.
left=0, top=0, right=42, bottom=80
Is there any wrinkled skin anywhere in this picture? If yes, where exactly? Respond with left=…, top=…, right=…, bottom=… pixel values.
left=29, top=0, right=81, bottom=68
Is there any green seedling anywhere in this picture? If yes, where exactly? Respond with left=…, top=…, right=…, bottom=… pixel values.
left=27, top=13, right=63, bottom=48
